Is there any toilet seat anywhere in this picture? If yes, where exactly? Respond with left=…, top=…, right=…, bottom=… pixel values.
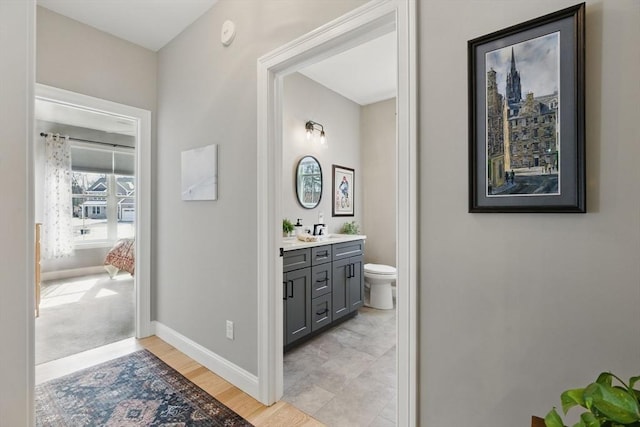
left=364, top=263, right=396, bottom=275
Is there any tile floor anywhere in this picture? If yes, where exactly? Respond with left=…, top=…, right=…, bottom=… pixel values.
left=283, top=306, right=396, bottom=427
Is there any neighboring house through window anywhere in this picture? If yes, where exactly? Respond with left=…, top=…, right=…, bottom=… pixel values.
left=71, top=143, right=135, bottom=245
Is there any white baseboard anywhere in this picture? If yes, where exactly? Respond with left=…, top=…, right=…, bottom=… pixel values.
left=41, top=265, right=106, bottom=282
left=152, top=321, right=259, bottom=401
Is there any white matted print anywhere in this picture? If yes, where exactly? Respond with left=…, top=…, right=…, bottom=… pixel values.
left=181, top=144, right=218, bottom=201
left=332, top=164, right=354, bottom=217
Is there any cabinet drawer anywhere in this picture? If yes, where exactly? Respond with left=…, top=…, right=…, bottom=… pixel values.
left=332, top=240, right=364, bottom=261
left=311, top=245, right=332, bottom=265
left=311, top=293, right=332, bottom=332
left=311, top=263, right=332, bottom=298
left=283, top=248, right=311, bottom=272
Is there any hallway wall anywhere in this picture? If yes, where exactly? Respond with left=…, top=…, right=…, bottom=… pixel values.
left=36, top=6, right=157, bottom=113
left=419, top=1, right=640, bottom=425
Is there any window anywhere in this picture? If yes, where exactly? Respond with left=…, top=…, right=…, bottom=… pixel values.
left=72, top=172, right=135, bottom=244
left=70, top=144, right=135, bottom=245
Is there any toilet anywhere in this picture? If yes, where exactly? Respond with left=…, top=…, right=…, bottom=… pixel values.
left=364, top=263, right=397, bottom=310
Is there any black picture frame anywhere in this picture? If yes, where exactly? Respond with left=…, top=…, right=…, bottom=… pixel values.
left=332, top=165, right=354, bottom=217
left=468, top=3, right=585, bottom=213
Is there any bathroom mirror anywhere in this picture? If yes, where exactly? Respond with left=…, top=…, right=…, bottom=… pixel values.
left=296, top=155, right=322, bottom=209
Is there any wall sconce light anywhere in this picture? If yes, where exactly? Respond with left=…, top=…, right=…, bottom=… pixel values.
left=305, top=120, right=326, bottom=145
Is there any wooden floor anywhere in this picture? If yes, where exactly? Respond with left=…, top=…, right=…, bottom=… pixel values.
left=140, top=336, right=324, bottom=426
left=36, top=336, right=322, bottom=426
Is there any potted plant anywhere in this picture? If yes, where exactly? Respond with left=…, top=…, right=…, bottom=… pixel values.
left=545, top=372, right=640, bottom=427
left=282, top=218, right=295, bottom=237
left=341, top=220, right=360, bottom=235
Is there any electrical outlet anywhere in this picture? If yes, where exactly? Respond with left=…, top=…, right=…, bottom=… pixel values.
left=226, top=320, right=234, bottom=340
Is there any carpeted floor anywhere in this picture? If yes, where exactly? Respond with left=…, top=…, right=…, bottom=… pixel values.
left=35, top=272, right=135, bottom=365
left=35, top=349, right=253, bottom=426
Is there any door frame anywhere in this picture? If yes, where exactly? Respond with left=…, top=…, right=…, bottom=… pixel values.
left=256, top=0, right=417, bottom=424
left=35, top=84, right=152, bottom=339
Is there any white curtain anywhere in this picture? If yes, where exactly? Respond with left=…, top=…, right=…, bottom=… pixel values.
left=42, top=134, right=74, bottom=259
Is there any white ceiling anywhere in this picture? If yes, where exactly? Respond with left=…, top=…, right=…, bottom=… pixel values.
left=300, top=32, right=397, bottom=106
left=35, top=1, right=396, bottom=131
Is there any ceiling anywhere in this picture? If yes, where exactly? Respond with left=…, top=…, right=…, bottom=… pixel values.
left=300, top=32, right=396, bottom=106
left=35, top=1, right=396, bottom=131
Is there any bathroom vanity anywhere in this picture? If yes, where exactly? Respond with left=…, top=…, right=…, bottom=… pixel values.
left=282, top=235, right=365, bottom=350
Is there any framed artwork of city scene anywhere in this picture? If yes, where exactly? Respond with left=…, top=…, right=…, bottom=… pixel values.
left=468, top=3, right=585, bottom=213
left=332, top=165, right=354, bottom=217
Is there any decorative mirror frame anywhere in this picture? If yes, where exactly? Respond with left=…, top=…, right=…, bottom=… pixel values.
left=295, top=155, right=323, bottom=209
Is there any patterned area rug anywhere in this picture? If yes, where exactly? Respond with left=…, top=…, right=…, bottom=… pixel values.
left=35, top=350, right=253, bottom=426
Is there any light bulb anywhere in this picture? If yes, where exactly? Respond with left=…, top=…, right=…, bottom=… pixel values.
left=320, top=130, right=326, bottom=145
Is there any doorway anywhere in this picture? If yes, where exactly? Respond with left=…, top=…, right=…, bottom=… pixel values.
left=34, top=84, right=152, bottom=371
left=256, top=1, right=417, bottom=425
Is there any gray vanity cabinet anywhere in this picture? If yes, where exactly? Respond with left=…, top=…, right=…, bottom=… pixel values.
left=283, top=239, right=363, bottom=349
left=332, top=240, right=365, bottom=320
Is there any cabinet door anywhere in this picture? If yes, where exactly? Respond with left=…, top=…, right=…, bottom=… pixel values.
left=284, top=268, right=312, bottom=345
left=332, top=258, right=350, bottom=320
left=348, top=255, right=364, bottom=311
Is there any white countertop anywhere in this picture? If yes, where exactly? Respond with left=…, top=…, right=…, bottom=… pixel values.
left=281, top=234, right=366, bottom=251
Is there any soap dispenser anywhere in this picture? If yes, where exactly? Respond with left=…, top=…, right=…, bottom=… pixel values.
left=294, top=219, right=303, bottom=236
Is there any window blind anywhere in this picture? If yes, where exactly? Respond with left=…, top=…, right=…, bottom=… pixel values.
left=71, top=145, right=134, bottom=175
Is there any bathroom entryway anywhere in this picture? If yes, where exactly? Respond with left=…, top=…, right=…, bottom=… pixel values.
left=257, top=2, right=417, bottom=424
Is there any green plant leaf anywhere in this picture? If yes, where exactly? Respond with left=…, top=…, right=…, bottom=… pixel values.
left=579, top=412, right=600, bottom=427
left=629, top=376, right=640, bottom=391
left=597, top=373, right=614, bottom=387
left=562, top=388, right=587, bottom=414
left=585, top=382, right=640, bottom=424
left=546, top=408, right=565, bottom=427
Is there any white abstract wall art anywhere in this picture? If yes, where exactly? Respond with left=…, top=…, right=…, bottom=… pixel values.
left=181, top=144, right=218, bottom=201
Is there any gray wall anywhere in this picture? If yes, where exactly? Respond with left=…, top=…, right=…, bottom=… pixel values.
left=419, top=1, right=639, bottom=425
left=155, top=0, right=368, bottom=374
left=0, top=1, right=33, bottom=425
left=36, top=6, right=157, bottom=113
left=282, top=73, right=362, bottom=235
left=361, top=98, right=396, bottom=267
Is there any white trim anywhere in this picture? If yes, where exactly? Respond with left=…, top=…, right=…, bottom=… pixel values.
left=395, top=1, right=418, bottom=425
left=41, top=265, right=108, bottom=282
left=34, top=84, right=152, bottom=339
left=256, top=1, right=418, bottom=424
left=152, top=321, right=260, bottom=400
